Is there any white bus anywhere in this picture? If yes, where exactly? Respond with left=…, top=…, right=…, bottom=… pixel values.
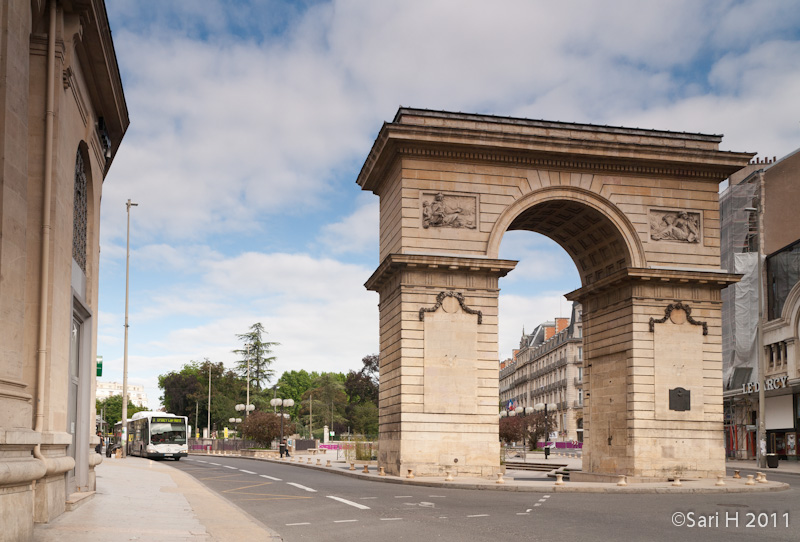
left=127, top=411, right=188, bottom=460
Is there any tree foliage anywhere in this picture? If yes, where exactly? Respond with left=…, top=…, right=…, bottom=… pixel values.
left=344, top=354, right=378, bottom=405
left=498, top=411, right=558, bottom=448
left=96, top=394, right=147, bottom=430
left=240, top=411, right=296, bottom=448
left=233, top=323, right=278, bottom=391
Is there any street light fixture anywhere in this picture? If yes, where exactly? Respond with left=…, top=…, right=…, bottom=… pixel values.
left=235, top=403, right=254, bottom=416
left=535, top=402, right=557, bottom=459
left=269, top=397, right=294, bottom=451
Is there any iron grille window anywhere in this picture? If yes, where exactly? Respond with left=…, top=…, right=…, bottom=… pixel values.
left=73, top=150, right=87, bottom=273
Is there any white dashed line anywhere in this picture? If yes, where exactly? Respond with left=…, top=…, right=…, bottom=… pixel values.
left=239, top=470, right=256, bottom=474
left=517, top=513, right=529, bottom=515
left=428, top=495, right=446, bottom=498
left=360, top=497, right=377, bottom=500
left=380, top=518, right=403, bottom=521
left=395, top=495, right=413, bottom=498
left=286, top=523, right=310, bottom=526
left=209, top=462, right=220, bottom=466
left=223, top=466, right=237, bottom=470
left=538, top=499, right=547, bottom=502
left=467, top=514, right=489, bottom=518
left=334, top=520, right=358, bottom=523
left=196, top=460, right=207, bottom=464
left=534, top=503, right=542, bottom=507
left=260, top=475, right=281, bottom=481
left=327, top=496, right=371, bottom=510
left=543, top=495, right=551, bottom=499
left=287, top=483, right=317, bottom=492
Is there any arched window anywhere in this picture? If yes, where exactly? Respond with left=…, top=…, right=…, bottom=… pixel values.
left=73, top=149, right=87, bottom=273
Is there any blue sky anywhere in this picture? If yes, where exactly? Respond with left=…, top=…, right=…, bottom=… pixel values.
left=97, top=0, right=800, bottom=409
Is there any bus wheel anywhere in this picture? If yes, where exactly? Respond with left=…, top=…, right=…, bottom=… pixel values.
left=174, top=457, right=181, bottom=461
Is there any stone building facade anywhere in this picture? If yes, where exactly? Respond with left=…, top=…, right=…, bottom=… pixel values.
left=500, top=304, right=584, bottom=443
left=0, top=1, right=128, bottom=540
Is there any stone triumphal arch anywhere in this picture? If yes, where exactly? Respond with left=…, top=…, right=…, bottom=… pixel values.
left=358, top=108, right=753, bottom=480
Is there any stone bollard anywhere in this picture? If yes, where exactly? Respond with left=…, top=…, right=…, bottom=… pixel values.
left=316, top=458, right=321, bottom=466
left=326, top=459, right=332, bottom=467
left=745, top=475, right=755, bottom=486
left=672, top=478, right=682, bottom=487
left=733, top=470, right=741, bottom=479
left=555, top=473, right=564, bottom=486
left=715, top=476, right=725, bottom=486
left=758, top=472, right=768, bottom=484
left=617, top=475, right=627, bottom=487
left=362, top=464, right=369, bottom=474
left=444, top=469, right=453, bottom=482
left=406, top=469, right=415, bottom=479
left=350, top=462, right=356, bottom=471
left=496, top=472, right=505, bottom=484
left=379, top=467, right=386, bottom=477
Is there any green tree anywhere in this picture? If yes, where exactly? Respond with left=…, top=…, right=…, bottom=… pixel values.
left=96, top=394, right=146, bottom=429
left=158, top=359, right=245, bottom=436
left=233, top=323, right=278, bottom=391
left=349, top=402, right=378, bottom=436
left=344, top=354, right=378, bottom=405
left=304, top=373, right=348, bottom=430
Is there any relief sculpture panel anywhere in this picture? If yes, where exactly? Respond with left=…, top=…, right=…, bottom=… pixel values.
left=649, top=209, right=700, bottom=243
left=422, top=192, right=477, bottom=229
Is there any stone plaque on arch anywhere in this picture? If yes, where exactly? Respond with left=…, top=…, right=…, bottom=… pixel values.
left=420, top=292, right=481, bottom=414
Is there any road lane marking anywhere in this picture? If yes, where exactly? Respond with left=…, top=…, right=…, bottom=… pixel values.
left=534, top=503, right=542, bottom=507
left=380, top=518, right=402, bottom=521
left=333, top=520, right=358, bottom=523
left=260, top=475, right=282, bottom=481
left=394, top=495, right=412, bottom=498
left=224, top=466, right=237, bottom=470
left=360, top=497, right=378, bottom=500
left=543, top=495, right=551, bottom=498
left=538, top=498, right=547, bottom=502
left=209, top=462, right=221, bottom=466
left=327, top=496, right=371, bottom=510
left=516, top=513, right=529, bottom=515
left=286, top=523, right=310, bottom=526
left=197, top=460, right=207, bottom=463
left=428, top=495, right=446, bottom=498
left=239, top=470, right=256, bottom=474
left=287, top=483, right=317, bottom=492
left=467, top=514, right=489, bottom=518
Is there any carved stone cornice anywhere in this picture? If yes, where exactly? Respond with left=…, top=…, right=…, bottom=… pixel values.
left=565, top=267, right=742, bottom=302
left=365, top=254, right=517, bottom=293
left=357, top=109, right=755, bottom=193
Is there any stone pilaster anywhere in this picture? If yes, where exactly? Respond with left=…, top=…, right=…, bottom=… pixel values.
left=367, top=254, right=516, bottom=476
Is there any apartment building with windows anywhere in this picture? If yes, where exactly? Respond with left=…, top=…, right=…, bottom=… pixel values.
left=500, top=303, right=584, bottom=442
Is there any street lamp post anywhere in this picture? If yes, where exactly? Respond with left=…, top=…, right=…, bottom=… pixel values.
left=270, top=397, right=294, bottom=453
left=535, top=402, right=557, bottom=459
left=121, top=199, right=137, bottom=458
left=745, top=205, right=766, bottom=468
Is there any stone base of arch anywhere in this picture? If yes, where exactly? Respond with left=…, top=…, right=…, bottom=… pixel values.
left=366, top=254, right=516, bottom=477
left=567, top=267, right=739, bottom=480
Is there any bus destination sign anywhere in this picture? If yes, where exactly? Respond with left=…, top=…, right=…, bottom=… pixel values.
left=152, top=417, right=183, bottom=424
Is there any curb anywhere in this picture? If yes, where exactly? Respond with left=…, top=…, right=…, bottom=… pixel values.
left=188, top=453, right=790, bottom=494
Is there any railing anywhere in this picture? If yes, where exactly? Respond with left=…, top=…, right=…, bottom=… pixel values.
left=188, top=438, right=262, bottom=453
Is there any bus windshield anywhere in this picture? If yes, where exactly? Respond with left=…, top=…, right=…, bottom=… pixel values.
left=150, top=419, right=187, bottom=444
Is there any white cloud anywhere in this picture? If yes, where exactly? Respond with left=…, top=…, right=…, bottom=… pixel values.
left=317, top=196, right=379, bottom=255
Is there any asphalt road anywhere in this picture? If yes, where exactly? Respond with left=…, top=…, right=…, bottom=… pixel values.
left=166, top=456, right=799, bottom=542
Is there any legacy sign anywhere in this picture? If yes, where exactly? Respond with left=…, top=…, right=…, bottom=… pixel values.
left=741, top=376, right=789, bottom=394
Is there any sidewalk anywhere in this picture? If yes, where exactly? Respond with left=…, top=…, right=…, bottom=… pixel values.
left=33, top=451, right=792, bottom=541
left=725, top=457, right=800, bottom=476
left=33, top=455, right=280, bottom=542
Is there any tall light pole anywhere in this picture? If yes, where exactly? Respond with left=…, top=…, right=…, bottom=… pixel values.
left=246, top=343, right=251, bottom=416
left=121, top=199, right=137, bottom=458
left=746, top=205, right=766, bottom=468
left=207, top=362, right=212, bottom=438
left=535, top=402, right=557, bottom=459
